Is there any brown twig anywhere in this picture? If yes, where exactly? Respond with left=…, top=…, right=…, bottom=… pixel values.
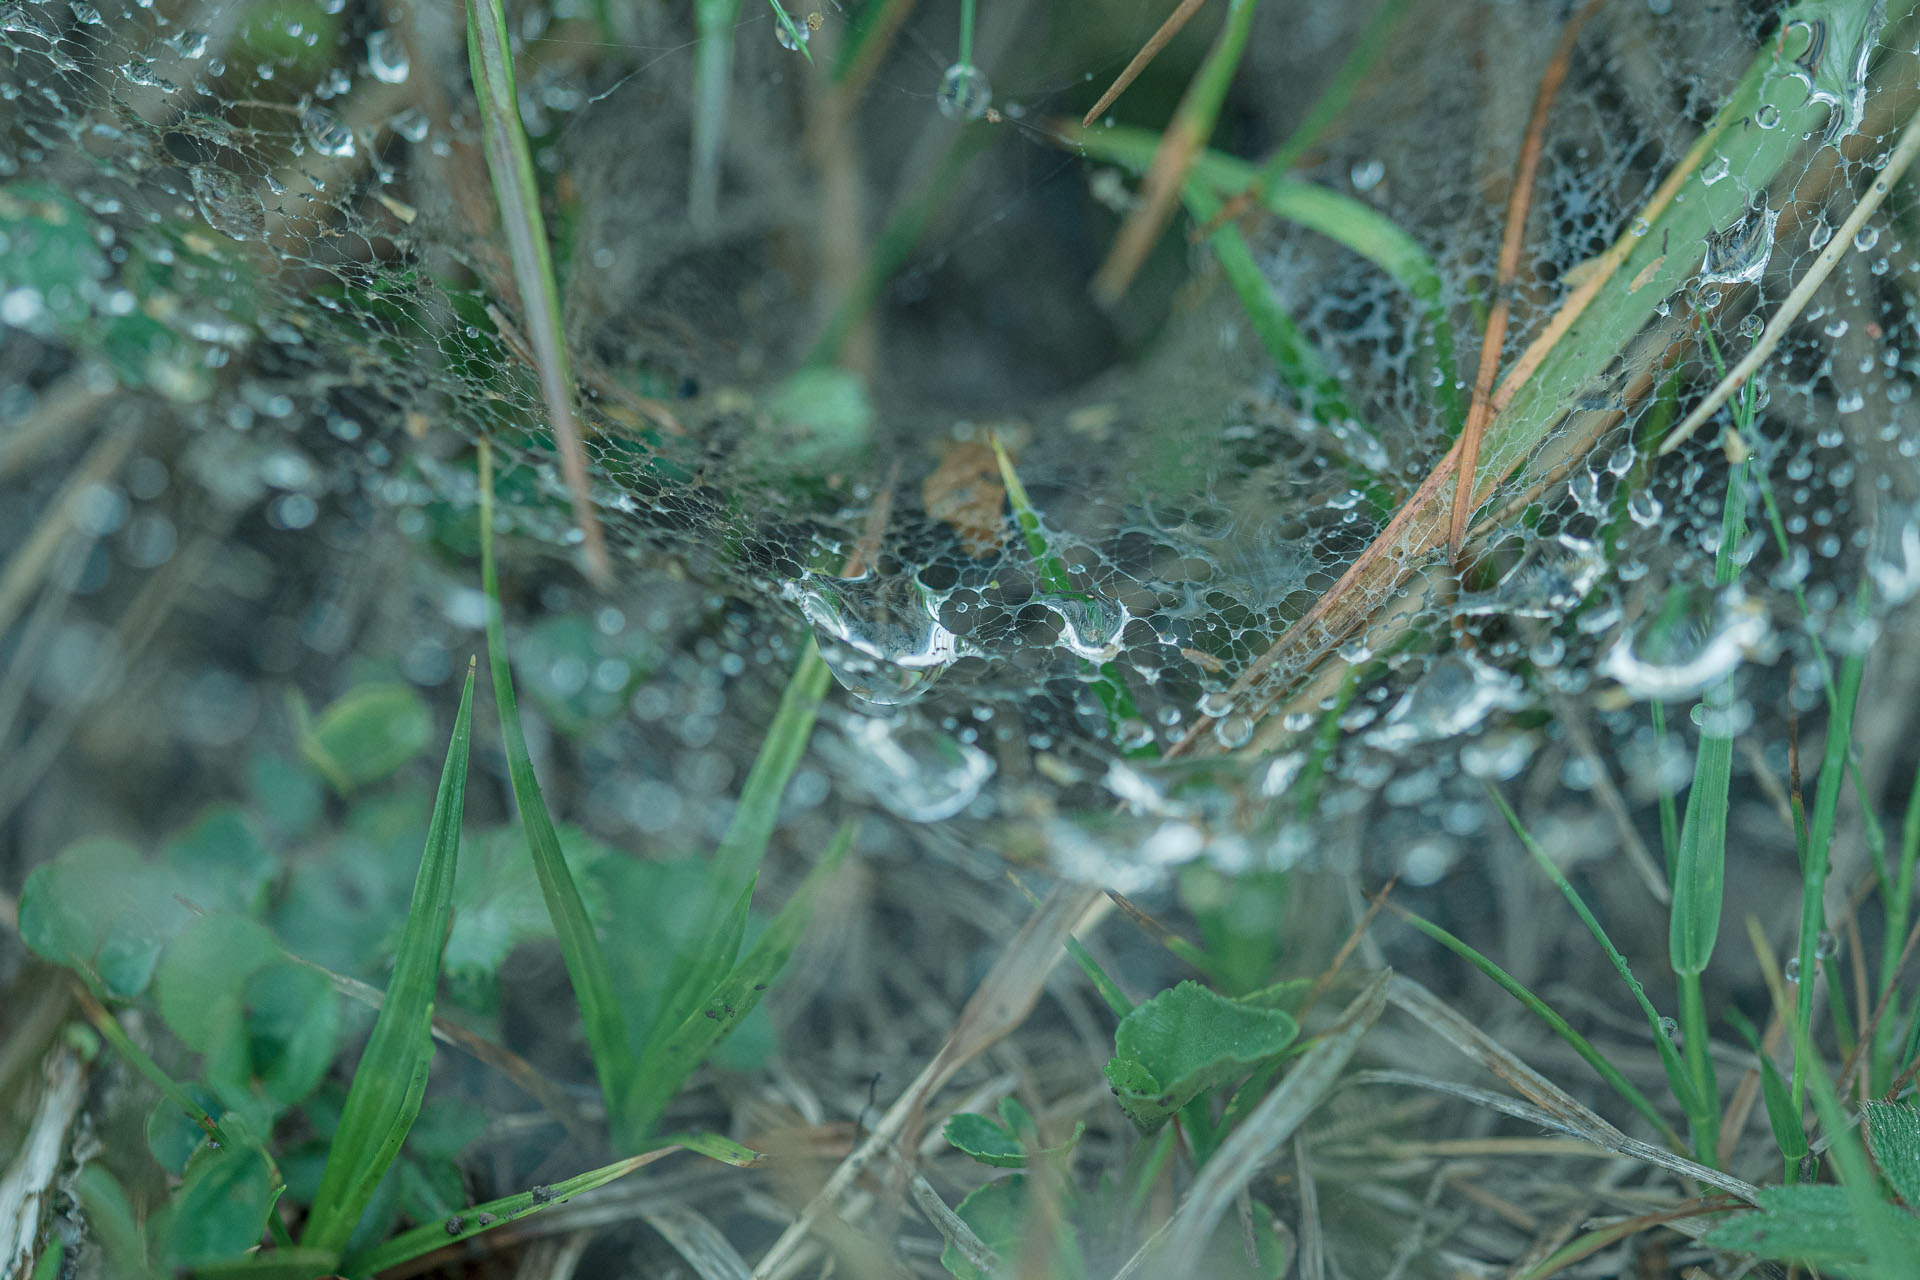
left=1080, top=0, right=1209, bottom=128
left=1448, top=0, right=1601, bottom=563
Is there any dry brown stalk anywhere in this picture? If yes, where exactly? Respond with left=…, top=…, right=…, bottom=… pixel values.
left=1448, top=0, right=1602, bottom=562
left=1080, top=0, right=1209, bottom=128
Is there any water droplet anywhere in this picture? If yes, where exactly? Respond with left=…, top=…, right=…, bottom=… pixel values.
left=1700, top=154, right=1730, bottom=186
left=387, top=107, right=431, bottom=143
left=69, top=1, right=101, bottom=23
left=1350, top=159, right=1385, bottom=191
left=936, top=63, right=991, bottom=121
left=1603, top=588, right=1769, bottom=700
left=1756, top=103, right=1780, bottom=129
left=1630, top=217, right=1651, bottom=237
left=1785, top=957, right=1802, bottom=983
left=302, top=106, right=356, bottom=158
left=1658, top=1016, right=1679, bottom=1041
left=1815, top=930, right=1838, bottom=959
left=1367, top=653, right=1528, bottom=749
left=1455, top=534, right=1607, bottom=619
left=366, top=29, right=410, bottom=83
left=1700, top=196, right=1778, bottom=286
left=1626, top=490, right=1663, bottom=527
left=190, top=167, right=265, bottom=242
left=774, top=9, right=808, bottom=51
left=1042, top=593, right=1128, bottom=661
left=793, top=574, right=967, bottom=705
left=1852, top=224, right=1879, bottom=253
left=833, top=712, right=994, bottom=822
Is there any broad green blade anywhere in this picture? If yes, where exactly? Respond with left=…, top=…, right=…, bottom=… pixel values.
left=300, top=666, right=475, bottom=1259
left=623, top=824, right=852, bottom=1139
left=479, top=442, right=633, bottom=1135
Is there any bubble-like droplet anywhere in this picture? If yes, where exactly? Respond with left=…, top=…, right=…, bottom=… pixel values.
left=1699, top=196, right=1778, bottom=286
left=1815, top=930, right=1838, bottom=959
left=1658, top=1016, right=1679, bottom=1041
left=366, top=29, right=410, bottom=83
left=190, top=167, right=265, bottom=242
left=835, top=713, right=994, bottom=822
left=775, top=9, right=807, bottom=51
left=1756, top=103, right=1780, bottom=129
left=937, top=62, right=991, bottom=121
left=1350, top=159, right=1385, bottom=191
left=301, top=106, right=356, bottom=158
left=1784, top=957, right=1802, bottom=983
left=1700, top=154, right=1730, bottom=186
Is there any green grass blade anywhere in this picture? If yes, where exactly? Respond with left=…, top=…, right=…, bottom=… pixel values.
left=1791, top=598, right=1867, bottom=1115
left=478, top=442, right=633, bottom=1133
left=623, top=824, right=853, bottom=1139
left=1489, top=784, right=1702, bottom=1124
left=1726, top=1008, right=1807, bottom=1166
left=74, top=983, right=226, bottom=1148
left=1386, top=901, right=1678, bottom=1145
left=340, top=1133, right=760, bottom=1277
left=1649, top=700, right=1680, bottom=879
left=767, top=0, right=814, bottom=63
left=466, top=0, right=604, bottom=577
left=1878, top=758, right=1920, bottom=1090
left=301, top=665, right=475, bottom=1259
left=1066, top=937, right=1134, bottom=1020
left=690, top=0, right=739, bottom=221
left=1071, top=123, right=1457, bottom=428
left=654, top=643, right=832, bottom=1043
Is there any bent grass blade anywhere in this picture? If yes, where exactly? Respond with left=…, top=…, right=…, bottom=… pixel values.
left=621, top=823, right=853, bottom=1141
left=300, top=664, right=475, bottom=1259
left=479, top=440, right=634, bottom=1143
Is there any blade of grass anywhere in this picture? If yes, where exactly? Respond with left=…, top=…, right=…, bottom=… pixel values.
left=72, top=983, right=225, bottom=1147
left=1170, top=0, right=1911, bottom=749
left=478, top=440, right=632, bottom=1139
left=655, top=643, right=832, bottom=1044
left=622, top=823, right=852, bottom=1139
left=300, top=663, right=474, bottom=1259
left=1380, top=900, right=1677, bottom=1145
left=1449, top=0, right=1600, bottom=561
left=1199, top=0, right=1411, bottom=231
left=1879, top=760, right=1920, bottom=1090
left=1487, top=784, right=1702, bottom=1127
left=690, top=0, right=739, bottom=222
left=1091, top=0, right=1260, bottom=305
left=466, top=0, right=608, bottom=582
left=1791, top=591, right=1869, bottom=1119
left=1072, top=123, right=1457, bottom=427
left=339, top=1134, right=760, bottom=1276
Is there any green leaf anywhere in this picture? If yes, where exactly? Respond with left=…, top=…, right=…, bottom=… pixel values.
left=73, top=1164, right=151, bottom=1279
left=300, top=666, right=475, bottom=1259
left=1103, top=981, right=1299, bottom=1132
left=161, top=1142, right=276, bottom=1269
left=298, top=684, right=434, bottom=793
left=19, top=837, right=180, bottom=997
left=157, top=806, right=277, bottom=918
left=1701, top=1184, right=1920, bottom=1268
left=945, top=1113, right=1027, bottom=1169
left=245, top=963, right=342, bottom=1105
left=480, top=441, right=635, bottom=1139
left=155, top=914, right=282, bottom=1053
left=621, top=824, right=852, bottom=1140
left=941, top=1177, right=1023, bottom=1280
left=440, top=826, right=613, bottom=1011
left=1868, top=1102, right=1920, bottom=1206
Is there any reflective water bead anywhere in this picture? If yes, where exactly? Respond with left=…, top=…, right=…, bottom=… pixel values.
left=937, top=62, right=991, bottom=121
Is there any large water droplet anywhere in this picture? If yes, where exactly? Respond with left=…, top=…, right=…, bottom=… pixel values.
left=190, top=167, right=265, bottom=241
left=1602, top=587, right=1769, bottom=699
left=302, top=106, right=356, bottom=158
left=937, top=63, right=991, bottom=121
left=1699, top=197, right=1778, bottom=286
left=1367, top=653, right=1528, bottom=749
left=366, top=29, right=410, bottom=83
left=793, top=574, right=967, bottom=705
left=832, top=712, right=994, bottom=822
left=1456, top=534, right=1607, bottom=618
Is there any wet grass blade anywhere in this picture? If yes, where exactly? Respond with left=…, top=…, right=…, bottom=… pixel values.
left=653, top=641, right=833, bottom=1047
left=622, top=824, right=853, bottom=1139
left=465, top=0, right=607, bottom=581
left=1488, top=784, right=1704, bottom=1132
left=300, top=664, right=475, bottom=1259
left=1791, top=593, right=1868, bottom=1114
left=339, top=1134, right=760, bottom=1276
left=1091, top=0, right=1262, bottom=304
left=1073, top=122, right=1456, bottom=427
left=478, top=441, right=633, bottom=1138
left=1382, top=900, right=1678, bottom=1145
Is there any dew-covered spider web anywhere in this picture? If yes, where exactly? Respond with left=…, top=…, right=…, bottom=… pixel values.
left=5, top=0, right=1920, bottom=906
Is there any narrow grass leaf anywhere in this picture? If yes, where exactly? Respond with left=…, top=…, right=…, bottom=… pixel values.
left=656, top=644, right=831, bottom=1043
left=465, top=0, right=605, bottom=579
left=1727, top=1008, right=1806, bottom=1165
left=1489, top=784, right=1701, bottom=1120
left=1386, top=901, right=1675, bottom=1143
left=340, top=1135, right=758, bottom=1277
left=300, top=666, right=474, bottom=1259
left=624, top=824, right=852, bottom=1139
left=74, top=983, right=225, bottom=1146
left=478, top=442, right=633, bottom=1134
left=1065, top=937, right=1133, bottom=1019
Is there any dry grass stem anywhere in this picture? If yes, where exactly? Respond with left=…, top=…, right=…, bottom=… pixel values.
left=1080, top=0, right=1208, bottom=128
